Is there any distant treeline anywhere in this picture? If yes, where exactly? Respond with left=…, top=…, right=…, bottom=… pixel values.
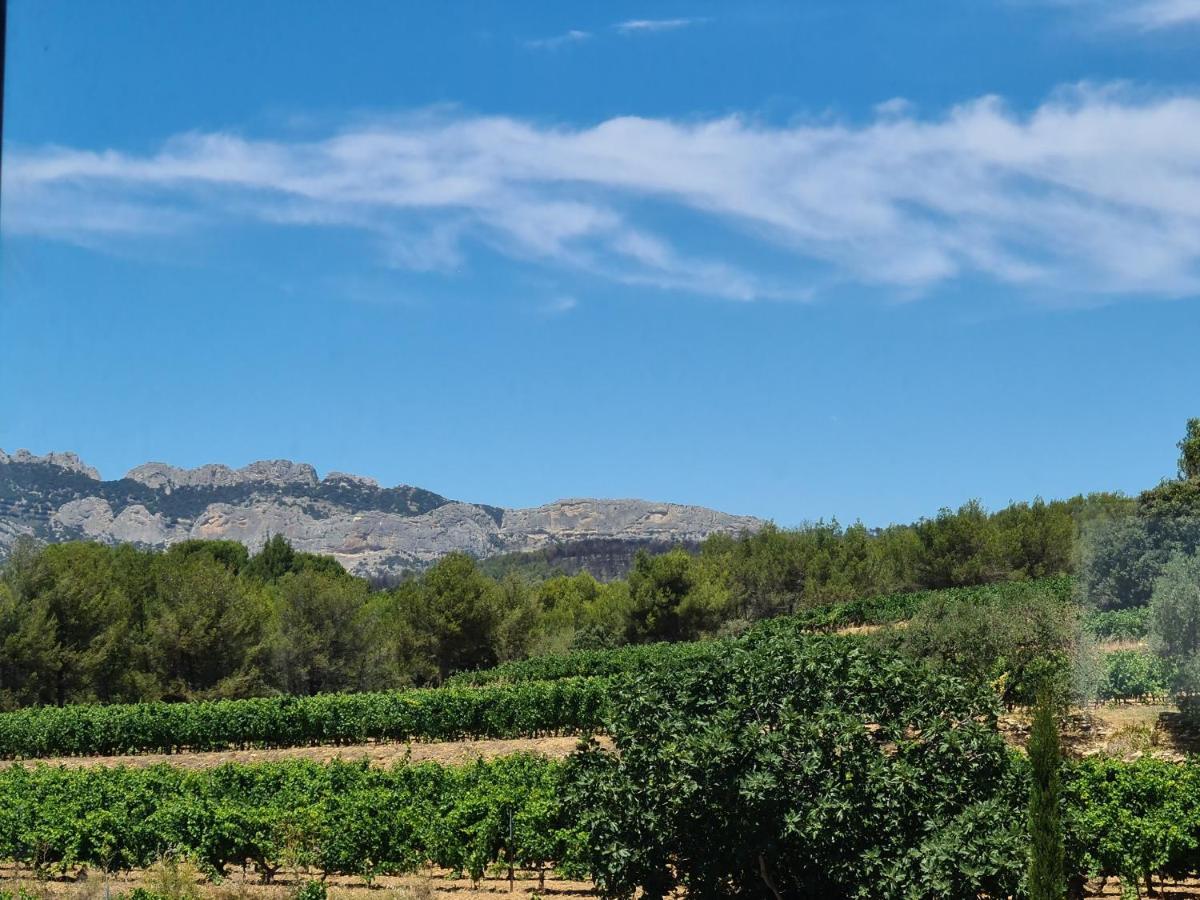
left=0, top=488, right=1119, bottom=711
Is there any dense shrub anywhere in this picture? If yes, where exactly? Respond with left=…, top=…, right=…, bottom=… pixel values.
left=883, top=577, right=1079, bottom=705
left=565, top=629, right=1029, bottom=900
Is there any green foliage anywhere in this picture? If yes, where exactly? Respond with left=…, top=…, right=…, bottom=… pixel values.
left=0, top=755, right=574, bottom=882
left=447, top=640, right=730, bottom=686
left=149, top=551, right=269, bottom=698
left=1083, top=607, right=1149, bottom=641
left=1081, top=421, right=1200, bottom=609
left=268, top=570, right=379, bottom=695
left=1097, top=650, right=1173, bottom=701
left=1028, top=692, right=1065, bottom=900
left=0, top=483, right=1088, bottom=713
left=1149, top=551, right=1200, bottom=695
left=625, top=549, right=727, bottom=643
left=697, top=499, right=1078, bottom=622
left=915, top=500, right=1012, bottom=588
left=0, top=678, right=608, bottom=759
left=402, top=553, right=503, bottom=681
left=1062, top=758, right=1200, bottom=897
left=454, top=578, right=1076, bottom=695
left=1180, top=417, right=1200, bottom=481
left=565, top=627, right=1028, bottom=899
left=788, top=576, right=1073, bottom=631
left=165, top=539, right=249, bottom=574
left=1081, top=511, right=1200, bottom=610
left=243, top=534, right=297, bottom=582
left=292, top=880, right=327, bottom=900
left=883, top=577, right=1079, bottom=705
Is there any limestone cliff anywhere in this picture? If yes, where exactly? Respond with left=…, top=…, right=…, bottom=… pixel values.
left=0, top=450, right=762, bottom=578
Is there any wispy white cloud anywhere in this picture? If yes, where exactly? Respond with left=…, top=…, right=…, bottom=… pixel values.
left=540, top=295, right=579, bottom=315
left=7, top=83, right=1200, bottom=302
left=524, top=29, right=591, bottom=49
left=1109, top=0, right=1200, bottom=28
left=1036, top=0, right=1200, bottom=30
left=526, top=18, right=705, bottom=51
left=613, top=17, right=708, bottom=33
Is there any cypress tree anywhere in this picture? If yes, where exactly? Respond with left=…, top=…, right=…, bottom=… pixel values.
left=1028, top=689, right=1065, bottom=900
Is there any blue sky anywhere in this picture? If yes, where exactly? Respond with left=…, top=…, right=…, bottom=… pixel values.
left=2, top=0, right=1199, bottom=526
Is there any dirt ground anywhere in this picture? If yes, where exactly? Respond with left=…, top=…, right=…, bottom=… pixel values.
left=5, top=863, right=1199, bottom=899
left=1001, top=703, right=1200, bottom=761
left=0, top=865, right=596, bottom=900
left=1086, top=877, right=1200, bottom=897
left=0, top=736, right=606, bottom=771
left=1096, top=639, right=1150, bottom=653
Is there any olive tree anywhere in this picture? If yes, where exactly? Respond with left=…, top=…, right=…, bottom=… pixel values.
left=1149, top=551, right=1200, bottom=696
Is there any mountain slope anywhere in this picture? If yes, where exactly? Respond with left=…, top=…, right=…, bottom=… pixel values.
left=0, top=449, right=763, bottom=578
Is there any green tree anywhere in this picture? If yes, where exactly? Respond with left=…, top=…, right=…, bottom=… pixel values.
left=1079, top=515, right=1158, bottom=610
left=28, top=542, right=143, bottom=704
left=1028, top=690, right=1065, bottom=900
left=1148, top=551, right=1200, bottom=695
left=267, top=569, right=375, bottom=694
left=993, top=499, right=1076, bottom=580
left=0, top=579, right=60, bottom=709
left=625, top=548, right=725, bottom=643
left=889, top=580, right=1078, bottom=705
left=702, top=524, right=806, bottom=620
left=149, top=552, right=269, bottom=697
left=493, top=574, right=540, bottom=662
left=244, top=533, right=297, bottom=582
left=165, top=539, right=249, bottom=573
left=414, top=553, right=501, bottom=681
left=1179, top=417, right=1200, bottom=481
left=915, top=500, right=1007, bottom=588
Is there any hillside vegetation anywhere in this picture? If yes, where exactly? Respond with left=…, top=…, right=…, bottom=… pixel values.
left=2, top=421, right=1200, bottom=898
left=0, top=486, right=1102, bottom=709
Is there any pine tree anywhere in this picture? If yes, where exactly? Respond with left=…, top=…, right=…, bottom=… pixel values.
left=1028, top=689, right=1065, bottom=900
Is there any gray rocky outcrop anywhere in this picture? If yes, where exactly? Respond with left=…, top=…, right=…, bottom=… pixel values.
left=0, top=449, right=764, bottom=577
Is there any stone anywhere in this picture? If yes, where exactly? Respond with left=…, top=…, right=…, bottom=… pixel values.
left=0, top=449, right=764, bottom=578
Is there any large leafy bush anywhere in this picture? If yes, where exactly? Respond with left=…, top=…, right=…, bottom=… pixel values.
left=565, top=626, right=1027, bottom=900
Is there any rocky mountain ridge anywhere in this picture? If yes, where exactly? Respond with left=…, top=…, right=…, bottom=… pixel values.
left=0, top=449, right=763, bottom=578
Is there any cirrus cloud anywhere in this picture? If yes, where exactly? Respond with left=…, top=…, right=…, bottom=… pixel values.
left=1034, top=0, right=1200, bottom=30
left=5, top=83, right=1200, bottom=302
left=613, top=17, right=709, bottom=33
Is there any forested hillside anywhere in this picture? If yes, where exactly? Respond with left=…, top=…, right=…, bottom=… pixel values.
left=5, top=420, right=1199, bottom=713
left=0, top=481, right=1120, bottom=710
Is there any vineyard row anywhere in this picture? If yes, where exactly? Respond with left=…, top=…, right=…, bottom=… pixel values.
left=3, top=754, right=1200, bottom=891
left=0, top=679, right=607, bottom=759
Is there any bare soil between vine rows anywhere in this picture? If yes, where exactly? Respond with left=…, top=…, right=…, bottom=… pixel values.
left=2, top=864, right=1199, bottom=898
left=0, top=866, right=596, bottom=900
left=0, top=736, right=607, bottom=770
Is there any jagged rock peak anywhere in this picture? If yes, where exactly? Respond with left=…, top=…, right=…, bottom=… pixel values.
left=322, top=471, right=381, bottom=488
left=124, top=459, right=320, bottom=491
left=0, top=448, right=101, bottom=480
left=0, top=448, right=766, bottom=578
